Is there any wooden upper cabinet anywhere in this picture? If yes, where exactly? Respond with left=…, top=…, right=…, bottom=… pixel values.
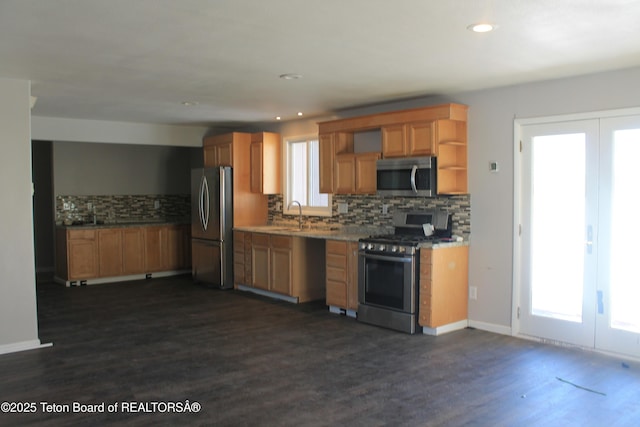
left=334, top=153, right=355, bottom=194
left=319, top=132, right=354, bottom=194
left=435, top=119, right=468, bottom=195
left=203, top=133, right=235, bottom=167
left=334, top=152, right=380, bottom=194
left=381, top=124, right=406, bottom=157
left=250, top=132, right=281, bottom=194
left=319, top=133, right=335, bottom=194
left=382, top=121, right=435, bottom=158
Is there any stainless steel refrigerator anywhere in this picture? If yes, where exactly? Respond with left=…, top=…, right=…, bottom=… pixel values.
left=191, top=166, right=233, bottom=289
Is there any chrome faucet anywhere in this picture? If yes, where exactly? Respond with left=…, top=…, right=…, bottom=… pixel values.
left=288, top=200, right=302, bottom=230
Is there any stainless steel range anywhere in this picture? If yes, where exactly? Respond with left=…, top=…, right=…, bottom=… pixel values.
left=358, top=210, right=451, bottom=334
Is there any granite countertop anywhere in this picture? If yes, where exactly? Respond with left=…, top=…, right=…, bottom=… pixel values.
left=57, top=218, right=190, bottom=230
left=233, top=225, right=374, bottom=242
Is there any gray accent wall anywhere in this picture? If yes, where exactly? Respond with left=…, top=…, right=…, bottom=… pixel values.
left=53, top=141, right=199, bottom=195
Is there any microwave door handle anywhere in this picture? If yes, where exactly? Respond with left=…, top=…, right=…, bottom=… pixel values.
left=410, top=165, right=418, bottom=194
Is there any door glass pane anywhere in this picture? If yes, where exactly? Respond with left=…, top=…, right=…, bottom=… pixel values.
left=609, top=129, right=640, bottom=333
left=530, top=133, right=585, bottom=322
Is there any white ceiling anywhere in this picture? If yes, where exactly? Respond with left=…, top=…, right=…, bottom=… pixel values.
left=2, top=0, right=640, bottom=126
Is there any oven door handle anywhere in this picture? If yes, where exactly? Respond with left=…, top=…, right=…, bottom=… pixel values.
left=361, top=253, right=414, bottom=263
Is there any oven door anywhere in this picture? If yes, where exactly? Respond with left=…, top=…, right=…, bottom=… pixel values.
left=358, top=251, right=416, bottom=313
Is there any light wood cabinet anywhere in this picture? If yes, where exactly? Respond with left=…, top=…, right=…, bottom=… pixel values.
left=144, top=225, right=190, bottom=272
left=243, top=232, right=325, bottom=302
left=435, top=119, right=468, bottom=195
left=325, top=240, right=359, bottom=311
left=318, top=103, right=468, bottom=195
left=251, top=233, right=270, bottom=290
left=203, top=132, right=268, bottom=226
left=419, top=246, right=469, bottom=328
left=319, top=132, right=354, bottom=193
left=270, top=235, right=293, bottom=295
left=203, top=136, right=233, bottom=167
left=122, top=228, right=145, bottom=274
left=250, top=132, right=281, bottom=194
left=382, top=121, right=435, bottom=158
left=56, top=224, right=190, bottom=284
left=98, top=228, right=123, bottom=277
left=233, top=230, right=245, bottom=285
left=65, top=229, right=98, bottom=280
left=334, top=152, right=380, bottom=194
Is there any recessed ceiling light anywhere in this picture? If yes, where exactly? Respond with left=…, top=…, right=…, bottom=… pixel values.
left=297, top=112, right=303, bottom=116
left=181, top=101, right=199, bottom=106
left=276, top=116, right=281, bottom=120
left=467, top=23, right=495, bottom=33
left=279, top=73, right=303, bottom=80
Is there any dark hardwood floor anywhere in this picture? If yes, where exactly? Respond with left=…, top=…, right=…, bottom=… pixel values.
left=2, top=275, right=639, bottom=426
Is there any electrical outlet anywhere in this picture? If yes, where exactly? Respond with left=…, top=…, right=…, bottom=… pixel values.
left=63, top=202, right=70, bottom=211
left=337, top=202, right=348, bottom=214
left=154, top=200, right=160, bottom=209
left=87, top=202, right=92, bottom=210
left=382, top=204, right=389, bottom=214
left=275, top=202, right=282, bottom=211
left=469, top=286, right=477, bottom=300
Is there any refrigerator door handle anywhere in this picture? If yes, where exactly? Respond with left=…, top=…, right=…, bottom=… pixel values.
left=219, top=167, right=226, bottom=240
left=200, top=175, right=210, bottom=231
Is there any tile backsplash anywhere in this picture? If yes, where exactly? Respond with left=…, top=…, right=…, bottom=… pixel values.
left=55, top=194, right=190, bottom=224
left=268, top=194, right=471, bottom=236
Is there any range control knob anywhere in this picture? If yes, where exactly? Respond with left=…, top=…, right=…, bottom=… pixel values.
left=367, top=243, right=374, bottom=250
left=391, top=246, right=398, bottom=253
left=378, top=244, right=385, bottom=251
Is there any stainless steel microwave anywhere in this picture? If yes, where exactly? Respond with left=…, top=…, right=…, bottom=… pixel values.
left=376, top=156, right=436, bottom=197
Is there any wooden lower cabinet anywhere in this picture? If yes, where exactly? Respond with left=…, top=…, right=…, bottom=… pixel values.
left=98, top=229, right=123, bottom=277
left=56, top=224, right=190, bottom=283
left=419, top=246, right=469, bottom=328
left=64, top=229, right=99, bottom=280
left=144, top=225, right=190, bottom=272
left=122, top=228, right=145, bottom=274
left=239, top=232, right=325, bottom=302
left=325, top=240, right=359, bottom=311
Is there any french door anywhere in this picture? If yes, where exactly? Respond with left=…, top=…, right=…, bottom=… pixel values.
left=517, top=112, right=640, bottom=359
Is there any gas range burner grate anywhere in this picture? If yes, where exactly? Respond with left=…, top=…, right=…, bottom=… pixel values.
left=363, top=234, right=437, bottom=245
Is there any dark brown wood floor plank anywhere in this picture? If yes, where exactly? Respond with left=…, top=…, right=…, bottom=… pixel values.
left=1, top=275, right=639, bottom=426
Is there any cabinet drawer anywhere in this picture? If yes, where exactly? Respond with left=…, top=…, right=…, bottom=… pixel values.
left=251, top=233, right=270, bottom=247
left=326, top=253, right=347, bottom=269
left=270, top=235, right=292, bottom=249
left=68, top=229, right=96, bottom=240
left=327, top=265, right=347, bottom=282
left=326, top=240, right=347, bottom=255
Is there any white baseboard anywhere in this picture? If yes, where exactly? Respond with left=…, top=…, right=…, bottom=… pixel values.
left=467, top=320, right=512, bottom=336
left=422, top=319, right=468, bottom=336
left=0, top=339, right=53, bottom=356
left=54, top=270, right=190, bottom=287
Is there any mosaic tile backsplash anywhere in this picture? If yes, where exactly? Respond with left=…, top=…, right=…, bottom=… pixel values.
left=55, top=194, right=190, bottom=224
left=268, top=194, right=471, bottom=237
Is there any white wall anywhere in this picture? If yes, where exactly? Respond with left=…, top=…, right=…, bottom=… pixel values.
left=32, top=116, right=208, bottom=147
left=0, top=78, right=41, bottom=354
left=274, top=66, right=640, bottom=333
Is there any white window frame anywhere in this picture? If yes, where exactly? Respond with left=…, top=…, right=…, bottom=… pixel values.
left=283, top=135, right=332, bottom=217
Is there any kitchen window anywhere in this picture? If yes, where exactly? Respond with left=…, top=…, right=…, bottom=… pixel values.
left=284, top=136, right=331, bottom=216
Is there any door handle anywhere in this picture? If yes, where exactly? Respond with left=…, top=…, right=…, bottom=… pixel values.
left=202, top=176, right=210, bottom=231
left=586, top=225, right=593, bottom=254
